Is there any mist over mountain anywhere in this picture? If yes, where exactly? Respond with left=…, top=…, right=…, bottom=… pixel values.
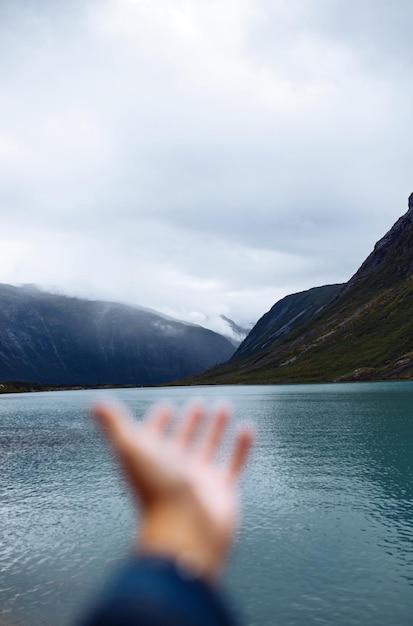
left=0, top=285, right=235, bottom=385
left=188, top=194, right=413, bottom=384
left=219, top=315, right=252, bottom=347
left=5, top=191, right=413, bottom=388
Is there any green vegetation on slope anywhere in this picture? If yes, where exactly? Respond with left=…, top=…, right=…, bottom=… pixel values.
left=233, top=284, right=343, bottom=361
left=184, top=195, right=413, bottom=385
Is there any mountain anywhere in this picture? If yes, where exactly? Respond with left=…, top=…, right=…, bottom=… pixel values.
left=0, top=285, right=235, bottom=385
left=220, top=315, right=252, bottom=346
left=232, top=284, right=343, bottom=361
left=187, top=193, right=413, bottom=384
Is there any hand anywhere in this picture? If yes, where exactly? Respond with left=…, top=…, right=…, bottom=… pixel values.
left=91, top=400, right=253, bottom=580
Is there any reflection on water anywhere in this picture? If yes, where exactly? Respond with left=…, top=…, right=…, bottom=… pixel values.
left=0, top=383, right=413, bottom=625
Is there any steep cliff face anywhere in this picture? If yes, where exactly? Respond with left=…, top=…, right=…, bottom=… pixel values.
left=0, top=285, right=235, bottom=384
left=232, top=284, right=343, bottom=361
left=342, top=192, right=413, bottom=294
left=188, top=194, right=413, bottom=384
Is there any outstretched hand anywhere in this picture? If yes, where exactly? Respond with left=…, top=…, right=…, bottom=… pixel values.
left=91, top=400, right=253, bottom=580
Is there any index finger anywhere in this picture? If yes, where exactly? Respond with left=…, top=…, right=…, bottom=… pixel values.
left=90, top=400, right=133, bottom=452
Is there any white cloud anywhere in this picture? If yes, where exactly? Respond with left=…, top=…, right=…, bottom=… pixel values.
left=0, top=0, right=412, bottom=333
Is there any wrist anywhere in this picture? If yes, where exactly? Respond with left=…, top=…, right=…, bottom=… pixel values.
left=137, top=505, right=225, bottom=580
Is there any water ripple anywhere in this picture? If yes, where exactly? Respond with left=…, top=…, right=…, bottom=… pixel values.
left=1, top=384, right=413, bottom=625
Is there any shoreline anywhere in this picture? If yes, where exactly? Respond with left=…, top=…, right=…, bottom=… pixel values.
left=1, top=377, right=412, bottom=395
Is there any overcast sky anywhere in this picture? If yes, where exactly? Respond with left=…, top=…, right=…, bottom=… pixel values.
left=1, top=0, right=412, bottom=336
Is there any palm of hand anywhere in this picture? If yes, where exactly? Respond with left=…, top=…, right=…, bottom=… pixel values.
left=92, top=401, right=252, bottom=579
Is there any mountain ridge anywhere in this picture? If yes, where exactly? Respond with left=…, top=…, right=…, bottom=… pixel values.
left=0, top=284, right=235, bottom=385
left=184, top=194, right=413, bottom=385
left=232, top=284, right=343, bottom=361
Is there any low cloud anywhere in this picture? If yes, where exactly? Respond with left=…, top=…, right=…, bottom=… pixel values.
left=0, top=0, right=412, bottom=334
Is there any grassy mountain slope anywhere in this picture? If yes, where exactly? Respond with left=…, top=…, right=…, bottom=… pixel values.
left=187, top=194, right=413, bottom=384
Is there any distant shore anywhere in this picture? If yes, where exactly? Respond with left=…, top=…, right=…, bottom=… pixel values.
left=0, top=381, right=160, bottom=394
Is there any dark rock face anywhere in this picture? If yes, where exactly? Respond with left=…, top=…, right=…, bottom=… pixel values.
left=0, top=285, right=235, bottom=384
left=232, top=284, right=343, bottom=361
left=342, top=194, right=413, bottom=293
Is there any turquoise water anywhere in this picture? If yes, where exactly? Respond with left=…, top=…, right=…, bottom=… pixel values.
left=0, top=383, right=412, bottom=625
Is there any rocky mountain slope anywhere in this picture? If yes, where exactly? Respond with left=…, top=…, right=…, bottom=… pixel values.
left=0, top=285, right=235, bottom=385
left=232, top=284, right=343, bottom=361
left=188, top=194, right=413, bottom=384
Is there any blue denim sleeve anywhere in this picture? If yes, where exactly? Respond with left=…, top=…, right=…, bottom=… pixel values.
left=81, top=555, right=238, bottom=626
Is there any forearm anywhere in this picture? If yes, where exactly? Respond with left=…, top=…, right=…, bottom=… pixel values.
left=87, top=401, right=251, bottom=626
left=82, top=554, right=238, bottom=626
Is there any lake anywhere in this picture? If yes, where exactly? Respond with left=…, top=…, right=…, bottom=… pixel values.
left=0, top=383, right=412, bottom=625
